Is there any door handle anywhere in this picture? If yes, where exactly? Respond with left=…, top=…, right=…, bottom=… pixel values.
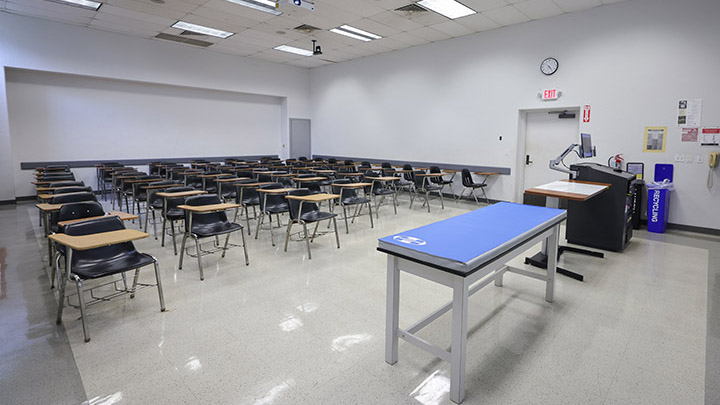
left=526, top=155, right=533, bottom=165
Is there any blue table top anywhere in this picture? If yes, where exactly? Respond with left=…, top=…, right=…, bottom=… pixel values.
left=378, top=202, right=566, bottom=276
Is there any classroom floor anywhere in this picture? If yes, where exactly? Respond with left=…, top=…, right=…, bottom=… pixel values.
left=0, top=194, right=717, bottom=405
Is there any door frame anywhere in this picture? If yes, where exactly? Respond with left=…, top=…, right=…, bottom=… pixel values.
left=289, top=118, right=311, bottom=159
left=515, top=106, right=581, bottom=202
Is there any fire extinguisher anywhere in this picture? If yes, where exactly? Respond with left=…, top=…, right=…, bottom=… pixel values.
left=608, top=154, right=624, bottom=171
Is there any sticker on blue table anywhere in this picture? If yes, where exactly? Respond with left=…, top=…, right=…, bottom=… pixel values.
left=393, top=235, right=426, bottom=246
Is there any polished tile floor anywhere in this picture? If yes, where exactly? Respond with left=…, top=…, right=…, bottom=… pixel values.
left=0, top=194, right=716, bottom=404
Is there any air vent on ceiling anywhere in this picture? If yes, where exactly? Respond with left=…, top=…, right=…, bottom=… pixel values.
left=155, top=33, right=213, bottom=47
left=294, top=24, right=322, bottom=34
left=395, top=4, right=428, bottom=13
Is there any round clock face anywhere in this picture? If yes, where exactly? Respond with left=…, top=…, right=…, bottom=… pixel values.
left=541, top=57, right=559, bottom=75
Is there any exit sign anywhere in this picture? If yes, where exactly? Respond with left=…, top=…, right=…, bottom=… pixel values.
left=541, top=89, right=560, bottom=101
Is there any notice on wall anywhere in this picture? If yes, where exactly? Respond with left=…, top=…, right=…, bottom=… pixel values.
left=644, top=126, right=667, bottom=152
left=678, top=99, right=702, bottom=127
left=681, top=127, right=699, bottom=142
left=701, top=127, right=720, bottom=146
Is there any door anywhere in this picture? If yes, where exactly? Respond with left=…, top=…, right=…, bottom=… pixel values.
left=289, top=118, right=311, bottom=159
left=522, top=109, right=580, bottom=206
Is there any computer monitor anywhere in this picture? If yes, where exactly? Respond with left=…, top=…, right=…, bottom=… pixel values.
left=580, top=133, right=594, bottom=158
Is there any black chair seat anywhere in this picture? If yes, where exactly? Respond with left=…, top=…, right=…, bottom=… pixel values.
left=300, top=211, right=336, bottom=223
left=135, top=192, right=147, bottom=201
left=152, top=200, right=164, bottom=209
left=206, top=187, right=218, bottom=193
left=242, top=197, right=260, bottom=206
left=373, top=188, right=395, bottom=196
left=422, top=184, right=443, bottom=191
left=265, top=203, right=289, bottom=214
left=467, top=182, right=487, bottom=188
left=435, top=179, right=453, bottom=185
left=222, top=191, right=237, bottom=199
left=342, top=196, right=370, bottom=205
left=72, top=251, right=155, bottom=280
left=166, top=208, right=184, bottom=220
left=191, top=221, right=243, bottom=238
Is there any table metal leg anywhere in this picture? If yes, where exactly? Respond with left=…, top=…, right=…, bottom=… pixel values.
left=545, top=224, right=559, bottom=302
left=385, top=255, right=400, bottom=365
left=450, top=276, right=468, bottom=404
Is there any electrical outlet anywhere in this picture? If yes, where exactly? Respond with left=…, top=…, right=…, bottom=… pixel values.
left=685, top=154, right=693, bottom=163
left=696, top=154, right=703, bottom=164
left=675, top=154, right=684, bottom=162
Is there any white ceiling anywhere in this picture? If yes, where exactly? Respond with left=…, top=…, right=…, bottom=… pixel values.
left=1, top=0, right=628, bottom=68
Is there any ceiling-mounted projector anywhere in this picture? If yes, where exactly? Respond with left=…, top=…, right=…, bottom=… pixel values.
left=276, top=0, right=314, bottom=11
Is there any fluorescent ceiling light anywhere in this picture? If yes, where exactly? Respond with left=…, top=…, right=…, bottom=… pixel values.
left=274, top=45, right=313, bottom=56
left=226, top=0, right=282, bottom=15
left=330, top=25, right=382, bottom=42
left=47, top=0, right=102, bottom=11
left=172, top=21, right=234, bottom=38
left=417, top=0, right=476, bottom=19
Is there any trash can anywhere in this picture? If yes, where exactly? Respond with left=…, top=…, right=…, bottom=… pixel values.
left=647, top=164, right=674, bottom=233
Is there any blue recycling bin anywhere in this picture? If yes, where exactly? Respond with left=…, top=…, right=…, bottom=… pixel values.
left=647, top=164, right=673, bottom=233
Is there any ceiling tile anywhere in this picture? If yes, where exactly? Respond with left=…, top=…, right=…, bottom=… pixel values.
left=202, top=0, right=278, bottom=22
left=89, top=18, right=160, bottom=37
left=454, top=11, right=500, bottom=30
left=287, top=57, right=332, bottom=68
left=396, top=7, right=449, bottom=27
left=552, top=0, right=602, bottom=13
left=369, top=10, right=423, bottom=31
left=5, top=5, right=93, bottom=24
left=513, top=0, right=564, bottom=19
left=343, top=17, right=402, bottom=37
left=461, top=0, right=508, bottom=12
left=190, top=5, right=263, bottom=29
left=482, top=5, right=530, bottom=26
left=407, top=26, right=451, bottom=42
left=328, top=0, right=386, bottom=18
left=254, top=49, right=304, bottom=62
left=105, top=0, right=186, bottom=20
left=8, top=0, right=97, bottom=17
left=430, top=20, right=474, bottom=37
left=97, top=4, right=176, bottom=26
left=388, top=31, right=428, bottom=46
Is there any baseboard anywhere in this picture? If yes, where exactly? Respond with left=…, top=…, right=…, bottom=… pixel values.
left=640, top=219, right=720, bottom=236
left=0, top=199, right=15, bottom=205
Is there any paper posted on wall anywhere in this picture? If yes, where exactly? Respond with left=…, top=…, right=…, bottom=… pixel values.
left=681, top=127, right=699, bottom=142
left=678, top=99, right=702, bottom=127
left=701, top=128, right=720, bottom=146
left=644, top=127, right=667, bottom=152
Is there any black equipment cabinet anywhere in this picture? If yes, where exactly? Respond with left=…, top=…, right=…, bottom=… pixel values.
left=567, top=163, right=637, bottom=252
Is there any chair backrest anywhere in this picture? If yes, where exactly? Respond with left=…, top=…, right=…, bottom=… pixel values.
left=50, top=192, right=97, bottom=204
left=332, top=179, right=356, bottom=200
left=287, top=188, right=317, bottom=221
left=52, top=186, right=92, bottom=194
left=328, top=158, right=337, bottom=164
left=403, top=164, right=413, bottom=170
left=461, top=169, right=474, bottom=187
left=41, top=174, right=75, bottom=181
left=257, top=173, right=272, bottom=183
left=147, top=181, right=180, bottom=205
left=344, top=160, right=354, bottom=166
left=258, top=183, right=286, bottom=211
left=163, top=186, right=194, bottom=211
left=298, top=156, right=307, bottom=161
left=306, top=182, right=322, bottom=194
left=413, top=171, right=426, bottom=188
left=381, top=162, right=392, bottom=169
left=235, top=180, right=260, bottom=205
left=58, top=201, right=105, bottom=226
left=429, top=166, right=441, bottom=173
left=382, top=168, right=396, bottom=177
left=360, top=161, right=371, bottom=168
left=49, top=181, right=84, bottom=188
left=64, top=217, right=138, bottom=265
left=45, top=165, right=70, bottom=171
left=184, top=194, right=228, bottom=230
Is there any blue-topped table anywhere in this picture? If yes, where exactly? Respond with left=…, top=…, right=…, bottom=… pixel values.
left=377, top=202, right=566, bottom=403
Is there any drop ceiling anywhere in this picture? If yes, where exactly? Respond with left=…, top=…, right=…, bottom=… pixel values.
left=1, top=0, right=628, bottom=68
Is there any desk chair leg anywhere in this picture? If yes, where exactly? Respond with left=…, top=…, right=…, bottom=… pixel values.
left=310, top=222, right=320, bottom=242
left=152, top=261, right=166, bottom=311
left=302, top=222, right=312, bottom=259
left=222, top=233, right=231, bottom=258
left=241, top=232, right=249, bottom=266
left=51, top=253, right=60, bottom=289
left=333, top=217, right=340, bottom=249
left=482, top=187, right=490, bottom=204
left=393, top=194, right=398, bottom=215
left=161, top=218, right=167, bottom=247
left=269, top=217, right=276, bottom=247
left=74, top=276, right=91, bottom=342
left=171, top=222, right=178, bottom=255
left=194, top=236, right=204, bottom=281
left=130, top=269, right=140, bottom=298
left=342, top=206, right=349, bottom=234
left=284, top=221, right=294, bottom=252
left=254, top=213, right=264, bottom=240
left=425, top=192, right=430, bottom=213
left=152, top=211, right=158, bottom=239
left=439, top=191, right=445, bottom=210
left=473, top=189, right=480, bottom=206
left=178, top=232, right=188, bottom=270
left=368, top=204, right=374, bottom=228
left=56, top=249, right=71, bottom=325
left=244, top=206, right=251, bottom=235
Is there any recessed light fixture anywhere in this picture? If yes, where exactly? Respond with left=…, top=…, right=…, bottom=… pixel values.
left=330, top=25, right=382, bottom=42
left=417, top=0, right=476, bottom=19
left=46, top=0, right=102, bottom=11
left=226, top=0, right=282, bottom=15
left=274, top=45, right=313, bottom=56
left=171, top=21, right=234, bottom=38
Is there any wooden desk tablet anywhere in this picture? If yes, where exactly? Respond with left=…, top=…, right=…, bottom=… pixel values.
left=37, top=191, right=90, bottom=200
left=474, top=172, right=501, bottom=176
left=292, top=177, right=328, bottom=182
left=125, top=178, right=163, bottom=184
left=36, top=187, right=57, bottom=192
left=142, top=183, right=180, bottom=190
left=199, top=174, right=224, bottom=178
left=336, top=172, right=363, bottom=177
left=37, top=201, right=95, bottom=212
left=50, top=229, right=148, bottom=251
left=257, top=188, right=296, bottom=194
left=156, top=190, right=207, bottom=198
left=216, top=177, right=250, bottom=183
left=178, top=203, right=240, bottom=212
left=394, top=170, right=413, bottom=173
left=270, top=173, right=295, bottom=178
left=335, top=182, right=371, bottom=188
left=57, top=211, right=138, bottom=227
left=235, top=182, right=272, bottom=188
left=310, top=169, right=335, bottom=174
left=364, top=176, right=399, bottom=182
left=285, top=193, right=340, bottom=203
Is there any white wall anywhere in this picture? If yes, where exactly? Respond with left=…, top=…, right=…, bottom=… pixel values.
left=6, top=69, right=283, bottom=196
left=310, top=0, right=720, bottom=230
left=0, top=12, right=310, bottom=200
